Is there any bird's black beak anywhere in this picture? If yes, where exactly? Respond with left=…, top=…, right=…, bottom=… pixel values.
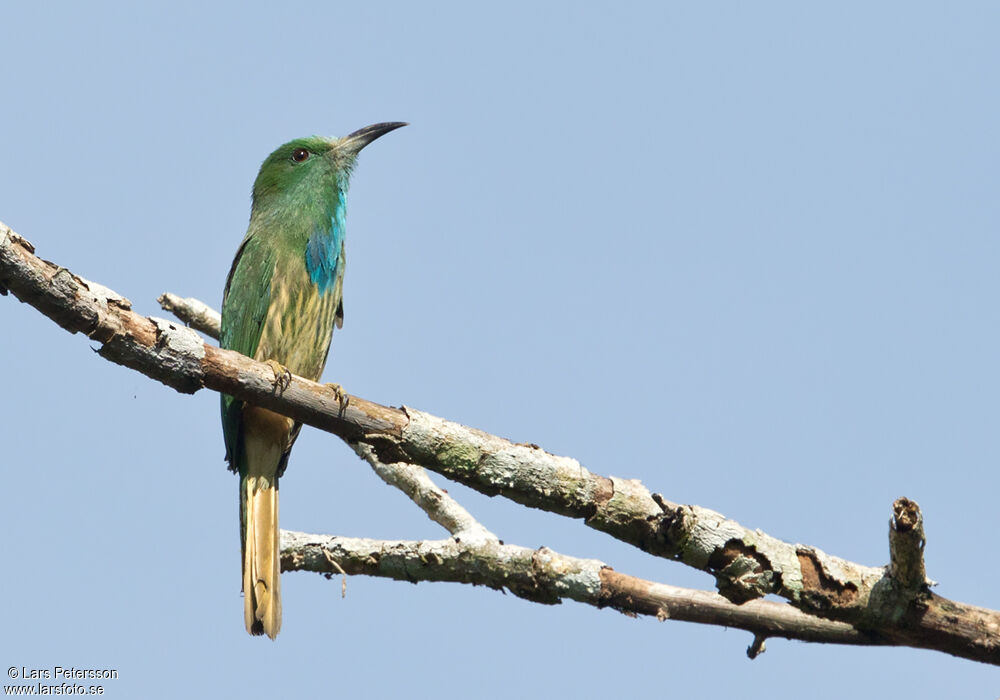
left=341, top=122, right=407, bottom=155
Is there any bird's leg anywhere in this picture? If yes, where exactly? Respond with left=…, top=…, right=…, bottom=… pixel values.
left=324, top=383, right=350, bottom=415
left=264, top=359, right=292, bottom=395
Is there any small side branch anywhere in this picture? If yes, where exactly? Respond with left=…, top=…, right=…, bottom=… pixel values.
left=352, top=442, right=495, bottom=542
left=889, top=497, right=927, bottom=592
left=157, top=292, right=221, bottom=338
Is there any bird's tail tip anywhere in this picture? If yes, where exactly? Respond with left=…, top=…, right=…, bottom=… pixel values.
left=242, top=475, right=282, bottom=639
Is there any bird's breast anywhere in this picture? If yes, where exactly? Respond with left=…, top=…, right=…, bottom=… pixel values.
left=254, top=258, right=340, bottom=381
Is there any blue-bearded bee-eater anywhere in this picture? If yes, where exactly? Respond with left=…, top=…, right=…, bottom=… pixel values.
left=220, top=122, right=406, bottom=638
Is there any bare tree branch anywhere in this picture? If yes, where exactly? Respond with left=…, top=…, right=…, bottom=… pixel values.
left=280, top=530, right=884, bottom=651
left=3, top=220, right=999, bottom=665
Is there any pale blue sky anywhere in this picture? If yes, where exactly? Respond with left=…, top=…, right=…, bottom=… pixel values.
left=2, top=2, right=998, bottom=697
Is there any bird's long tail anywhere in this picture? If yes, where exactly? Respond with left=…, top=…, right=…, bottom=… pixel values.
left=241, top=468, right=282, bottom=638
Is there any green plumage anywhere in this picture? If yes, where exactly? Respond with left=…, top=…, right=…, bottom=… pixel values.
left=219, top=123, right=405, bottom=638
left=220, top=234, right=276, bottom=475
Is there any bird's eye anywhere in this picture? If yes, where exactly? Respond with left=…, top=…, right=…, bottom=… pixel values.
left=291, top=148, right=310, bottom=163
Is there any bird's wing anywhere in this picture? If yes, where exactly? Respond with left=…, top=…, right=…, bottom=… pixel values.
left=220, top=232, right=276, bottom=473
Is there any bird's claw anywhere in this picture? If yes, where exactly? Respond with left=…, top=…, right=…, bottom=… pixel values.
left=265, top=360, right=292, bottom=395
left=325, top=382, right=350, bottom=415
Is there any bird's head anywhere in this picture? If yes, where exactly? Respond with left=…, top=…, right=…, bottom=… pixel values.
left=251, top=122, right=406, bottom=208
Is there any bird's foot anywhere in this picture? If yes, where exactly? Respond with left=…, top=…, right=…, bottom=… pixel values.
left=324, top=382, right=350, bottom=415
left=264, top=360, right=292, bottom=395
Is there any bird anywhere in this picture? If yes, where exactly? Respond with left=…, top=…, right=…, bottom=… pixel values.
left=220, top=122, right=406, bottom=639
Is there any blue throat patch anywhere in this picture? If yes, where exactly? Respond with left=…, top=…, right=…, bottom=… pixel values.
left=305, top=196, right=346, bottom=295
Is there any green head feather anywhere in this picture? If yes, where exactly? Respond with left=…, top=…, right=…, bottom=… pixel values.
left=251, top=123, right=407, bottom=209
